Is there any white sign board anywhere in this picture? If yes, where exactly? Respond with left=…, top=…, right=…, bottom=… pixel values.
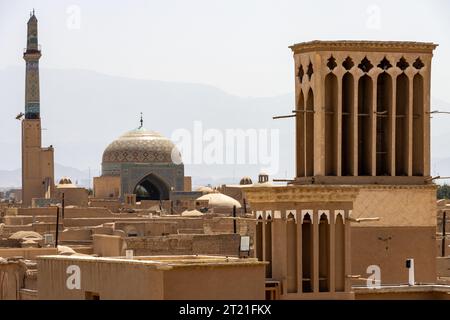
left=240, top=236, right=250, bottom=252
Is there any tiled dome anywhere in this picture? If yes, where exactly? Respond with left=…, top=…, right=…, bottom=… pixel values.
left=102, top=127, right=181, bottom=164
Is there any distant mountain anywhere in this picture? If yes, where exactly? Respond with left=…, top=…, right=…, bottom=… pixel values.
left=0, top=67, right=295, bottom=188
left=0, top=168, right=21, bottom=189
left=1, top=66, right=449, bottom=189
left=0, top=163, right=91, bottom=189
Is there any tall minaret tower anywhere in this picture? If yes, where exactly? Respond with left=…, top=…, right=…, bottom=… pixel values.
left=21, top=11, right=54, bottom=206
left=24, top=9, right=41, bottom=119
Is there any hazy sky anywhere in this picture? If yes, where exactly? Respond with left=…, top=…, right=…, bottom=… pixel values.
left=1, top=0, right=450, bottom=182
left=0, top=0, right=449, bottom=98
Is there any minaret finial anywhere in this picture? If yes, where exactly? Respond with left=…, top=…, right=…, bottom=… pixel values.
left=139, top=112, right=143, bottom=128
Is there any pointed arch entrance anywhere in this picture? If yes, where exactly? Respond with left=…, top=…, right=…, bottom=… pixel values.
left=133, top=173, right=170, bottom=201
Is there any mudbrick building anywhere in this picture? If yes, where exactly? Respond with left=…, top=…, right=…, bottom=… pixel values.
left=243, top=40, right=446, bottom=299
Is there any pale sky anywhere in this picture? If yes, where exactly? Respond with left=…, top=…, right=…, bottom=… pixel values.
left=0, top=0, right=449, bottom=98
left=0, top=0, right=450, bottom=181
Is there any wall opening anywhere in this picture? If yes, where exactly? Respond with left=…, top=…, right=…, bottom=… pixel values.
left=296, top=90, right=305, bottom=177
left=264, top=217, right=272, bottom=278
left=413, top=73, right=424, bottom=176
left=325, top=73, right=338, bottom=176
left=318, top=214, right=330, bottom=292
left=306, top=89, right=315, bottom=176
left=376, top=72, right=392, bottom=176
left=302, top=214, right=313, bottom=293
left=342, top=72, right=354, bottom=176
left=256, top=217, right=263, bottom=261
left=335, top=214, right=345, bottom=292
left=287, top=213, right=298, bottom=293
left=358, top=75, right=373, bottom=175
left=133, top=174, right=170, bottom=201
left=396, top=73, right=409, bottom=176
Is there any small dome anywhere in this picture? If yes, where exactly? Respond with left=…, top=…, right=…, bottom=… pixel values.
left=102, top=127, right=182, bottom=166
left=56, top=177, right=78, bottom=189
left=57, top=245, right=77, bottom=255
left=195, top=186, right=214, bottom=194
left=58, top=177, right=73, bottom=185
left=196, top=192, right=241, bottom=209
left=9, top=231, right=43, bottom=241
left=181, top=209, right=204, bottom=217
left=239, top=176, right=253, bottom=185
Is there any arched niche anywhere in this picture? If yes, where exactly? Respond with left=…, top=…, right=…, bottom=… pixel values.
left=297, top=90, right=305, bottom=177
left=305, top=89, right=315, bottom=176
left=325, top=73, right=338, bottom=176
left=318, top=213, right=330, bottom=292
left=133, top=173, right=170, bottom=201
left=256, top=216, right=263, bottom=261
left=342, top=72, right=354, bottom=176
left=264, top=215, right=273, bottom=278
left=412, top=73, right=424, bottom=176
left=376, top=72, right=393, bottom=176
left=396, top=73, right=409, bottom=176
left=302, top=213, right=313, bottom=292
left=357, top=75, right=373, bottom=176
left=287, top=212, right=298, bottom=293
left=335, top=214, right=345, bottom=292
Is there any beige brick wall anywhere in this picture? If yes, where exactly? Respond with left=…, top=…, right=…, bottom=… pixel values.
left=124, top=234, right=241, bottom=257
left=352, top=186, right=437, bottom=227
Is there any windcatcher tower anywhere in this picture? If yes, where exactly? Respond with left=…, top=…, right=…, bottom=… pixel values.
left=288, top=40, right=438, bottom=285
left=22, top=11, right=54, bottom=206
left=289, top=40, right=437, bottom=184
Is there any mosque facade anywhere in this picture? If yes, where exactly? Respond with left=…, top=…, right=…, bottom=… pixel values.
left=95, top=119, right=185, bottom=201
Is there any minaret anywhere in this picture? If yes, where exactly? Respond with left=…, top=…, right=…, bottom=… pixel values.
left=24, top=9, right=41, bottom=119
left=21, top=11, right=54, bottom=206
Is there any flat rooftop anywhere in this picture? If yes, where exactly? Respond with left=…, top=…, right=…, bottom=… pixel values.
left=353, top=284, right=450, bottom=294
left=37, top=254, right=266, bottom=270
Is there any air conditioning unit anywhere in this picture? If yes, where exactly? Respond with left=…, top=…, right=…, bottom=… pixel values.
left=126, top=250, right=134, bottom=259
left=44, top=233, right=54, bottom=245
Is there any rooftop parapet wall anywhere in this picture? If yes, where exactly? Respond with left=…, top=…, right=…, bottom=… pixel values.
left=124, top=233, right=241, bottom=257
left=289, top=40, right=438, bottom=54
left=0, top=247, right=57, bottom=259
left=36, top=255, right=265, bottom=300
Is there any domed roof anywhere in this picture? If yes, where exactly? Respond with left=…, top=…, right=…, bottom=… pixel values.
left=9, top=231, right=43, bottom=241
left=102, top=126, right=182, bottom=164
left=196, top=192, right=242, bottom=209
left=239, top=176, right=253, bottom=185
left=58, top=177, right=73, bottom=185
left=56, top=177, right=78, bottom=188
left=195, top=186, right=214, bottom=194
left=181, top=209, right=204, bottom=217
